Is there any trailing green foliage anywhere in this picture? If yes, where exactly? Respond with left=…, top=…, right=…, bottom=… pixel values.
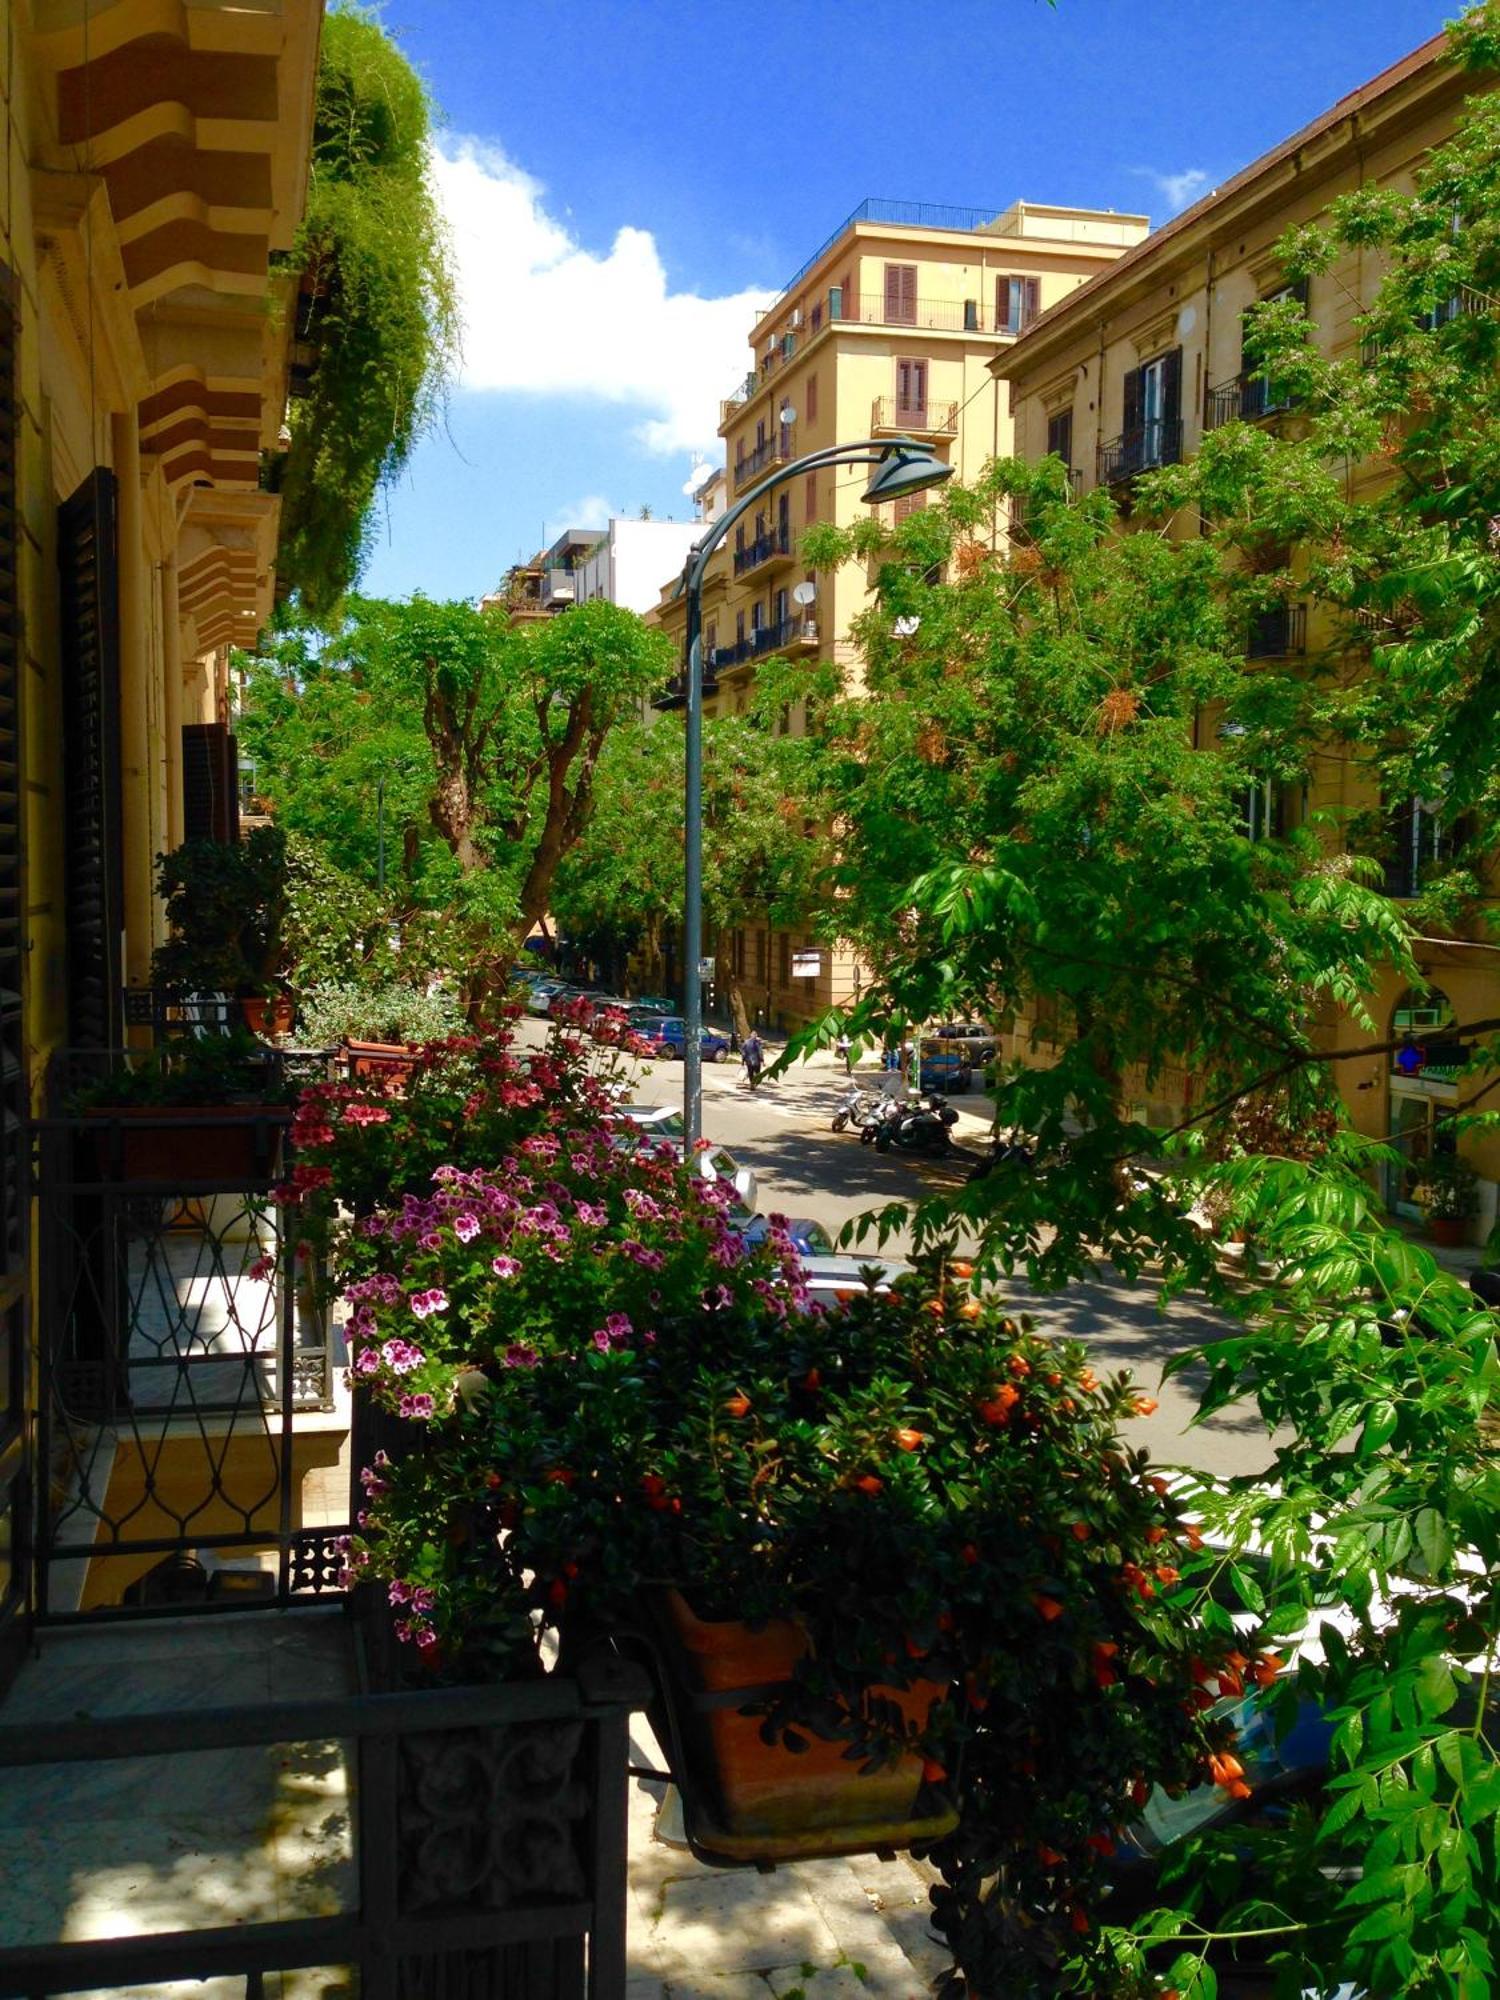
left=277, top=6, right=458, bottom=612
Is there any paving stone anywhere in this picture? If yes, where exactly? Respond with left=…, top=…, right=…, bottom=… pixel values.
left=626, top=1982, right=669, bottom=2000
left=766, top=1969, right=872, bottom=2000
left=663, top=1978, right=775, bottom=2000
left=644, top=1869, right=842, bottom=1977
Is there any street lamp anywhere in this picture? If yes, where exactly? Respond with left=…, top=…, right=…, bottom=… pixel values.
left=674, top=436, right=954, bottom=1147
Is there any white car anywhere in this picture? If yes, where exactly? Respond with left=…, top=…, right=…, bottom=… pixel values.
left=608, top=1105, right=757, bottom=1211
left=795, top=1251, right=910, bottom=1307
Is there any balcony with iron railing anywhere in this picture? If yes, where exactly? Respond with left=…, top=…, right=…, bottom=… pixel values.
left=1246, top=602, right=1308, bottom=660
left=1204, top=372, right=1297, bottom=431
left=872, top=395, right=959, bottom=436
left=732, top=428, right=796, bottom=493
left=733, top=524, right=794, bottom=577
left=1098, top=418, right=1184, bottom=485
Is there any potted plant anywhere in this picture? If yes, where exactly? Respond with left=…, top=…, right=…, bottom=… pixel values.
left=1414, top=1152, right=1478, bottom=1247
left=71, top=1030, right=294, bottom=1183
left=150, top=827, right=293, bottom=1035
left=298, top=981, right=465, bottom=1082
left=334, top=1125, right=1256, bottom=1979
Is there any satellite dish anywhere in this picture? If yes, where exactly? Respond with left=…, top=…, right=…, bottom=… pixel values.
left=779, top=403, right=797, bottom=426
left=893, top=615, right=921, bottom=639
left=792, top=581, right=816, bottom=607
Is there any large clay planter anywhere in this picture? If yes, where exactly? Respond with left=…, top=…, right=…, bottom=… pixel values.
left=648, top=1587, right=956, bottom=1865
left=82, top=1106, right=289, bottom=1184
left=242, top=993, right=295, bottom=1039
left=1428, top=1214, right=1469, bottom=1248
left=343, top=1039, right=417, bottom=1090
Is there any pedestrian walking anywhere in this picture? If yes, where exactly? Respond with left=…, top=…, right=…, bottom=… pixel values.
left=835, top=1031, right=853, bottom=1076
left=741, top=1029, right=764, bottom=1090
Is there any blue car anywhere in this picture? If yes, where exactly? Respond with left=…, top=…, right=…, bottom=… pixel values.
left=642, top=1016, right=730, bottom=1062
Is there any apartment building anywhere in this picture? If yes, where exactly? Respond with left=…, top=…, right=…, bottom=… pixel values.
left=653, top=197, right=1149, bottom=1031
left=994, top=31, right=1500, bottom=1237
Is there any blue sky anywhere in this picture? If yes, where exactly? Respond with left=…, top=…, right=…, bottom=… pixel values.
left=359, top=0, right=1450, bottom=605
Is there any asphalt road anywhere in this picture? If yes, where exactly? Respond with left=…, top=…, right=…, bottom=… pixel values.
left=621, top=1041, right=1283, bottom=1484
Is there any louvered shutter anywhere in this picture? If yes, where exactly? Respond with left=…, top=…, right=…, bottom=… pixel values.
left=58, top=469, right=124, bottom=1053
left=0, top=265, right=23, bottom=1692
left=1161, top=347, right=1183, bottom=461
left=885, top=264, right=916, bottom=325
left=806, top=373, right=818, bottom=423
left=182, top=723, right=240, bottom=844
left=805, top=472, right=817, bottom=523
left=1122, top=365, right=1143, bottom=437
left=1023, top=277, right=1040, bottom=328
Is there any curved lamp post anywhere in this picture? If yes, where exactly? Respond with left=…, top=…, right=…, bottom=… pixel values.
left=674, top=436, right=954, bottom=1146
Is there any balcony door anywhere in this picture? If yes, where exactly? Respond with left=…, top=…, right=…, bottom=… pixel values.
left=895, top=358, right=928, bottom=427
left=1123, top=348, right=1181, bottom=472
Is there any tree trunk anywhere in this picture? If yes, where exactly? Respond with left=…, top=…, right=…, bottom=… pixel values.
left=722, top=957, right=751, bottom=1039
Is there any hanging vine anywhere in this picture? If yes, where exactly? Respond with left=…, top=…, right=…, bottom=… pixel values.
left=276, top=4, right=459, bottom=614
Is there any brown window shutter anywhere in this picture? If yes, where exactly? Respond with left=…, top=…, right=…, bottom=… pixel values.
left=1023, top=277, right=1040, bottom=328
left=805, top=471, right=817, bottom=522
left=806, top=372, right=817, bottom=422
left=182, top=723, right=240, bottom=844
left=996, top=275, right=1012, bottom=334
left=58, top=468, right=124, bottom=1052
left=885, top=264, right=917, bottom=325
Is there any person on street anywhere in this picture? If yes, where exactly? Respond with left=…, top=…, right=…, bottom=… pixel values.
left=741, top=1029, right=764, bottom=1090
left=835, top=1031, right=853, bottom=1076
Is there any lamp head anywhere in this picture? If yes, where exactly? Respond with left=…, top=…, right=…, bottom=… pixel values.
left=860, top=442, right=955, bottom=506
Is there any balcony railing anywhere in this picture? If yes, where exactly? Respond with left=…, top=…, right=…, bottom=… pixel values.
left=872, top=396, right=959, bottom=435
left=1098, top=418, right=1183, bottom=484
left=1204, top=372, right=1297, bottom=431
left=732, top=428, right=796, bottom=492
left=841, top=293, right=990, bottom=334
left=1246, top=603, right=1308, bottom=660
left=721, top=369, right=759, bottom=423
left=733, top=524, right=793, bottom=576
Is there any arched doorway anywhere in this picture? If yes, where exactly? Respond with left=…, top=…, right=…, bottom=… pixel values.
left=1386, top=985, right=1459, bottom=1217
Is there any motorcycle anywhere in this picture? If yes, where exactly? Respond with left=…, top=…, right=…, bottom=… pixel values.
left=831, top=1084, right=881, bottom=1133
left=859, top=1096, right=907, bottom=1146
left=874, top=1092, right=960, bottom=1157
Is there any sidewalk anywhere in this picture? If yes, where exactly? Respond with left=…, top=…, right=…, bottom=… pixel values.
left=625, top=1716, right=947, bottom=1999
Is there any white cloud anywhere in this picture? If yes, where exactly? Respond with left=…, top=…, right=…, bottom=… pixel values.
left=551, top=493, right=614, bottom=532
left=433, top=138, right=776, bottom=458
left=1132, top=165, right=1212, bottom=215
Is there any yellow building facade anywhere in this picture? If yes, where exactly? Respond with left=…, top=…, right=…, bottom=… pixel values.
left=654, top=199, right=1149, bottom=1031
left=0, top=0, right=322, bottom=1658
left=995, top=31, right=1500, bottom=1238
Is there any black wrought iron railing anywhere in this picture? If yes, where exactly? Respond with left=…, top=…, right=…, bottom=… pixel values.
left=1247, top=603, right=1308, bottom=660
left=0, top=1637, right=646, bottom=2000
left=733, top=524, right=792, bottom=575
left=1204, top=372, right=1297, bottom=430
left=732, top=429, right=796, bottom=491
left=32, top=1065, right=346, bottom=1620
left=1098, top=418, right=1184, bottom=484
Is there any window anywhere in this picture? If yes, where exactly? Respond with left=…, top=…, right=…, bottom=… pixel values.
left=777, top=493, right=790, bottom=547
left=736, top=611, right=745, bottom=645
left=773, top=586, right=789, bottom=637
left=892, top=492, right=926, bottom=525
left=751, top=600, right=764, bottom=632
left=1237, top=780, right=1285, bottom=843
left=1241, top=279, right=1308, bottom=418
left=705, top=620, right=717, bottom=655
left=996, top=274, right=1040, bottom=335
left=806, top=372, right=818, bottom=423
left=1384, top=797, right=1453, bottom=899
left=1046, top=407, right=1073, bottom=469
left=883, top=263, right=917, bottom=326
left=810, top=301, right=823, bottom=333
left=895, top=357, right=928, bottom=422
left=1117, top=348, right=1182, bottom=474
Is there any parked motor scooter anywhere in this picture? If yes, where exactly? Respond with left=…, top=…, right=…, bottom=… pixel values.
left=860, top=1096, right=906, bottom=1146
left=831, top=1084, right=880, bottom=1133
left=874, top=1092, right=959, bottom=1157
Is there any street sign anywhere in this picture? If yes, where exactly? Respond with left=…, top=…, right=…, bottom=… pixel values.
left=791, top=950, right=821, bottom=978
left=697, top=957, right=715, bottom=981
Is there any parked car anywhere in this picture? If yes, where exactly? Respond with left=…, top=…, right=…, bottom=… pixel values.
left=526, top=980, right=566, bottom=1015
left=608, top=1106, right=757, bottom=1210
left=735, top=1213, right=835, bottom=1257
left=925, top=1021, right=998, bottom=1064
left=639, top=1016, right=731, bottom=1062
left=796, top=1251, right=910, bottom=1307
left=919, top=1045, right=974, bottom=1094
left=629, top=995, right=676, bottom=1018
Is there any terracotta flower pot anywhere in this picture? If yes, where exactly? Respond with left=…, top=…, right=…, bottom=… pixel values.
left=648, top=1587, right=956, bottom=1865
left=242, top=993, right=295, bottom=1039
left=82, top=1106, right=288, bottom=1185
left=1427, top=1214, right=1469, bottom=1248
left=343, top=1039, right=417, bottom=1090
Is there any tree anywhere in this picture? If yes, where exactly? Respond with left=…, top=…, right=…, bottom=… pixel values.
left=785, top=17, right=1500, bottom=1992
left=276, top=5, right=458, bottom=612
left=550, top=718, right=684, bottom=984
left=238, top=595, right=673, bottom=1007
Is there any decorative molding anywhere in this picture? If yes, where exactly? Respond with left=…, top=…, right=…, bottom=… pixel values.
left=1132, top=311, right=1178, bottom=362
